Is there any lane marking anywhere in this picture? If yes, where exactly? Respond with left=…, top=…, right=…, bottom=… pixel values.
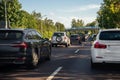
left=74, top=49, right=80, bottom=53
left=46, top=66, right=62, bottom=80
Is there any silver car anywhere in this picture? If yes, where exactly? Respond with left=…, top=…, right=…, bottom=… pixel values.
left=51, top=32, right=71, bottom=47
left=91, top=29, right=120, bottom=68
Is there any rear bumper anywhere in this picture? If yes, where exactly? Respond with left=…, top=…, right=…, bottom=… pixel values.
left=0, top=57, right=27, bottom=64
left=91, top=57, right=120, bottom=64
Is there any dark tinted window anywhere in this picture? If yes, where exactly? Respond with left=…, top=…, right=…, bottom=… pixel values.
left=53, top=33, right=64, bottom=36
left=35, top=31, right=42, bottom=40
left=0, top=31, right=23, bottom=40
left=70, top=34, right=78, bottom=37
left=99, top=31, right=120, bottom=40
left=25, top=31, right=33, bottom=40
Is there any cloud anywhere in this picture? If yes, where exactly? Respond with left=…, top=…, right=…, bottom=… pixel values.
left=49, top=12, right=55, bottom=16
left=47, top=4, right=100, bottom=29
left=49, top=16, right=96, bottom=29
left=58, top=4, right=100, bottom=13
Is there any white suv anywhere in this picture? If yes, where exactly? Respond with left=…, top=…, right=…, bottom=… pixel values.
left=91, top=29, right=120, bottom=68
left=51, top=32, right=71, bottom=47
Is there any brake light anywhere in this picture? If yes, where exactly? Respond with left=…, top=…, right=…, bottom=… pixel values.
left=94, top=42, right=107, bottom=49
left=11, top=42, right=27, bottom=48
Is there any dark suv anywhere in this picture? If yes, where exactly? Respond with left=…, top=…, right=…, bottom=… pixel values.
left=0, top=28, right=51, bottom=68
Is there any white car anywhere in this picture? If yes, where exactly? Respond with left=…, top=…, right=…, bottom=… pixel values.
left=91, top=29, right=120, bottom=67
left=51, top=32, right=71, bottom=47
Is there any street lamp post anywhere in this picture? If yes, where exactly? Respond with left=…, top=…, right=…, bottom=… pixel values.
left=4, top=0, right=7, bottom=29
left=40, top=15, right=46, bottom=35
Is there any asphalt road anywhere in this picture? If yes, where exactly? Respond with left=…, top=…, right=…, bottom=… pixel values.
left=0, top=43, right=120, bottom=80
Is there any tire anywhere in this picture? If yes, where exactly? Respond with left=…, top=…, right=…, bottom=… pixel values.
left=65, top=44, right=68, bottom=47
left=55, top=44, right=57, bottom=47
left=52, top=44, right=54, bottom=47
left=91, top=60, right=99, bottom=68
left=27, top=49, right=39, bottom=69
left=32, top=51, right=39, bottom=66
left=46, top=47, right=51, bottom=61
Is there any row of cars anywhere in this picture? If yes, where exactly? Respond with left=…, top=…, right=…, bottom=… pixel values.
left=51, top=32, right=86, bottom=47
left=51, top=29, right=120, bottom=68
left=1, top=28, right=119, bottom=69
left=0, top=29, right=85, bottom=68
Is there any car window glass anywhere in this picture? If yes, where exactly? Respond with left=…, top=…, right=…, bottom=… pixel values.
left=0, top=31, right=23, bottom=40
left=31, top=31, right=37, bottom=40
left=99, top=31, right=120, bottom=40
left=53, top=33, right=64, bottom=36
left=26, top=31, right=33, bottom=40
left=35, top=31, right=42, bottom=40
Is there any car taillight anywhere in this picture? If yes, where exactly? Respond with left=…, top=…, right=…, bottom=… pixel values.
left=11, top=42, right=27, bottom=48
left=94, top=42, right=107, bottom=49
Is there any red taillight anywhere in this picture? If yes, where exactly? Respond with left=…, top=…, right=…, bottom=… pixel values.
left=11, top=42, right=27, bottom=48
left=94, top=42, right=107, bottom=49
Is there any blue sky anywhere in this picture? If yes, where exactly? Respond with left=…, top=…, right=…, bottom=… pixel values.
left=19, top=0, right=103, bottom=29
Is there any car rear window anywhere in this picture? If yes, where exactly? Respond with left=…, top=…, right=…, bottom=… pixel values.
left=0, top=31, right=23, bottom=40
left=70, top=35, right=78, bottom=37
left=99, top=31, right=120, bottom=40
left=53, top=33, right=64, bottom=36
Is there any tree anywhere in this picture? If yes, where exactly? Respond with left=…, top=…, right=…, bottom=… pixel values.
left=0, top=0, right=22, bottom=27
left=0, top=0, right=65, bottom=38
left=55, top=22, right=65, bottom=32
left=97, top=0, right=120, bottom=29
left=71, top=18, right=84, bottom=28
left=86, top=21, right=96, bottom=27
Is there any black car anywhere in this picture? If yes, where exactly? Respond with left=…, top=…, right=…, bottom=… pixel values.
left=70, top=34, right=81, bottom=44
left=70, top=33, right=85, bottom=44
left=0, top=28, right=51, bottom=68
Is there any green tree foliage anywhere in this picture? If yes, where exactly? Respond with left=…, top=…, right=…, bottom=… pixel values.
left=97, top=0, right=120, bottom=29
left=0, top=0, right=65, bottom=38
left=55, top=22, right=65, bottom=32
left=85, top=21, right=96, bottom=27
left=0, top=0, right=22, bottom=27
left=71, top=18, right=84, bottom=28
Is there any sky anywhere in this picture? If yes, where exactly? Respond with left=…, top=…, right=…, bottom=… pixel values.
left=19, top=0, right=103, bottom=29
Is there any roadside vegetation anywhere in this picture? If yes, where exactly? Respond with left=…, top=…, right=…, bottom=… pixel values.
left=0, top=0, right=120, bottom=38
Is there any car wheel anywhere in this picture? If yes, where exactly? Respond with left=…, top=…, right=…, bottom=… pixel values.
left=65, top=44, right=68, bottom=47
left=91, top=59, right=99, bottom=68
left=32, top=50, right=39, bottom=66
left=52, top=44, right=54, bottom=47
left=27, top=49, right=39, bottom=69
left=55, top=44, right=57, bottom=47
left=46, top=51, right=51, bottom=61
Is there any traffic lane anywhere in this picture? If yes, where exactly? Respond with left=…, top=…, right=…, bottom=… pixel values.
left=0, top=45, right=78, bottom=80
left=1, top=45, right=120, bottom=80
left=52, top=47, right=120, bottom=80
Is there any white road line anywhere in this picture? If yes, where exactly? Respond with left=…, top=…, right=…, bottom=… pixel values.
left=74, top=49, right=80, bottom=53
left=46, top=66, right=62, bottom=80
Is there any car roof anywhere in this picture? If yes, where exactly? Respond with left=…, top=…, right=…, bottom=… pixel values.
left=100, top=29, right=120, bottom=32
left=0, top=28, right=35, bottom=32
left=54, top=32, right=66, bottom=33
left=71, top=34, right=78, bottom=35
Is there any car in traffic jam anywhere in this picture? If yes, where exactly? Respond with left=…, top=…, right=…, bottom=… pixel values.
left=91, top=29, right=120, bottom=68
left=0, top=28, right=51, bottom=69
